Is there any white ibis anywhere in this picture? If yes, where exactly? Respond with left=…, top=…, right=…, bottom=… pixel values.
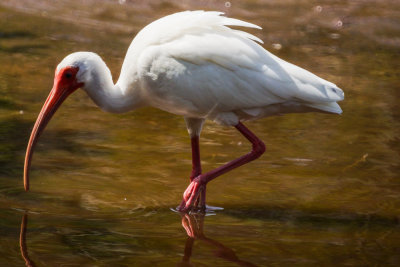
left=24, top=11, right=344, bottom=212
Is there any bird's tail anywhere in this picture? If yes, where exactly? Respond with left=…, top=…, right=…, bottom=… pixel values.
left=305, top=101, right=343, bottom=114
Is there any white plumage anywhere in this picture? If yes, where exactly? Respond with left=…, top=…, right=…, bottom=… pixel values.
left=25, top=11, right=344, bottom=210
left=59, top=10, right=344, bottom=126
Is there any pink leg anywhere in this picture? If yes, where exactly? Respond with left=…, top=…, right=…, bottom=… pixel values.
left=190, top=136, right=207, bottom=208
left=190, top=136, right=202, bottom=180
left=178, top=122, right=266, bottom=212
left=178, top=135, right=205, bottom=209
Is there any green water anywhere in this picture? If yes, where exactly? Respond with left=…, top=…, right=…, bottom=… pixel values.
left=1, top=0, right=399, bottom=266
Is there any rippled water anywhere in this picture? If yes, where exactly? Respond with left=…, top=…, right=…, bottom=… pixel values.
left=1, top=0, right=400, bottom=266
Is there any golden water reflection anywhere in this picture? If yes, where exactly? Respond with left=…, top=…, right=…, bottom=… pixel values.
left=179, top=213, right=257, bottom=267
left=19, top=214, right=36, bottom=267
left=20, top=212, right=259, bottom=267
left=0, top=0, right=399, bottom=265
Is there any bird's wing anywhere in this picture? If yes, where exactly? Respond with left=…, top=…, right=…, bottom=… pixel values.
left=134, top=11, right=344, bottom=116
left=130, top=11, right=262, bottom=50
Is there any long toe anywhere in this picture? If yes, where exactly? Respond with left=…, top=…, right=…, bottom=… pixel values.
left=178, top=178, right=206, bottom=213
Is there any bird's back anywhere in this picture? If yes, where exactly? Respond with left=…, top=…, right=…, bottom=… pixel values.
left=119, top=11, right=344, bottom=125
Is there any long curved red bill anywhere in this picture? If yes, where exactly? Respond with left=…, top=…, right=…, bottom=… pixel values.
left=23, top=67, right=81, bottom=191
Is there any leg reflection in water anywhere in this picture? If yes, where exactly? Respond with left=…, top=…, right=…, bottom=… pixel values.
left=20, top=212, right=255, bottom=266
left=178, top=213, right=257, bottom=267
left=20, top=213, right=36, bottom=267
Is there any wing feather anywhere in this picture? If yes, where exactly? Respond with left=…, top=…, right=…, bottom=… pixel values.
left=133, top=11, right=344, bottom=117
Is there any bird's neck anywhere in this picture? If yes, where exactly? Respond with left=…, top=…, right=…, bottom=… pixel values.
left=83, top=60, right=144, bottom=113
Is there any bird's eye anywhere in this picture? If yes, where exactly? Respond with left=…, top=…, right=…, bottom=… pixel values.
left=64, top=72, right=72, bottom=79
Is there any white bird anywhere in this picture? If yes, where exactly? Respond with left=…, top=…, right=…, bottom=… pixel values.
left=24, top=11, right=344, bottom=212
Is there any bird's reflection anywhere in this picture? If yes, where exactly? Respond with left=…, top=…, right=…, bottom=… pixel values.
left=19, top=214, right=36, bottom=267
left=178, top=213, right=257, bottom=267
left=20, top=212, right=255, bottom=266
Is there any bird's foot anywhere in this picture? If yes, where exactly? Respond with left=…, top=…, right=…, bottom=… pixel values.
left=177, top=176, right=206, bottom=213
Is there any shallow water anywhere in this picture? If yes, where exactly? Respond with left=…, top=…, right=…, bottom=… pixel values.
left=1, top=0, right=400, bottom=266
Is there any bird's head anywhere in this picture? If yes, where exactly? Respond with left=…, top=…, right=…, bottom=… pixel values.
left=23, top=53, right=93, bottom=191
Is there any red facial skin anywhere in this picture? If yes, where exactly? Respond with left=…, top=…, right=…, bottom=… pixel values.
left=23, top=66, right=84, bottom=191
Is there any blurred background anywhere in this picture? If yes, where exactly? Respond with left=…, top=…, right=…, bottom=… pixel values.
left=0, top=0, right=399, bottom=266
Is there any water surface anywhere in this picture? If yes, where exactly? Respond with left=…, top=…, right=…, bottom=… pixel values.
left=1, top=0, right=399, bottom=266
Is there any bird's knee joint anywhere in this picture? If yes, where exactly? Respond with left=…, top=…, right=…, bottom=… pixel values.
left=252, top=140, right=266, bottom=158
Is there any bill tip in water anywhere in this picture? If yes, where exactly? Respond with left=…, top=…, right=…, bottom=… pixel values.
left=24, top=173, right=29, bottom=191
